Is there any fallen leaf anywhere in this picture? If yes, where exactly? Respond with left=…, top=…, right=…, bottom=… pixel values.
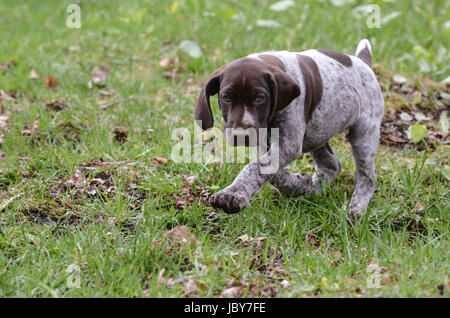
left=159, top=57, right=176, bottom=69
left=414, top=112, right=431, bottom=122
left=221, top=286, right=243, bottom=298
left=184, top=278, right=200, bottom=296
left=385, top=133, right=408, bottom=144
left=184, top=174, right=198, bottom=187
left=441, top=76, right=450, bottom=85
left=415, top=201, right=425, bottom=213
left=152, top=157, right=168, bottom=166
left=392, top=74, right=408, bottom=84
left=0, top=60, right=17, bottom=70
left=399, top=112, right=413, bottom=121
left=90, top=66, right=109, bottom=87
left=45, top=99, right=67, bottom=112
left=0, top=90, right=14, bottom=103
left=0, top=112, right=9, bottom=131
left=113, top=127, right=128, bottom=143
left=164, top=225, right=199, bottom=246
left=280, top=279, right=290, bottom=288
left=94, top=214, right=103, bottom=223
left=46, top=75, right=59, bottom=88
left=66, top=169, right=86, bottom=188
left=409, top=124, right=428, bottom=143
left=21, top=118, right=39, bottom=136
left=29, top=69, right=40, bottom=79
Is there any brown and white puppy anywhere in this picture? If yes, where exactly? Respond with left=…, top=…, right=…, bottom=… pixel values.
left=195, top=39, right=384, bottom=218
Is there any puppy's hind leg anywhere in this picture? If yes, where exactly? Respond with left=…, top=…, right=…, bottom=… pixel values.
left=348, top=121, right=380, bottom=218
left=271, top=142, right=342, bottom=196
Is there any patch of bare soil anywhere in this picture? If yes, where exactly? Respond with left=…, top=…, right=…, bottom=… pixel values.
left=173, top=174, right=210, bottom=211
left=51, top=158, right=145, bottom=209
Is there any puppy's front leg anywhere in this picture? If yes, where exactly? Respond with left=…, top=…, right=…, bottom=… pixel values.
left=210, top=137, right=301, bottom=213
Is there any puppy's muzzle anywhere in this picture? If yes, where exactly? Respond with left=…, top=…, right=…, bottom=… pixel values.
left=225, top=127, right=258, bottom=147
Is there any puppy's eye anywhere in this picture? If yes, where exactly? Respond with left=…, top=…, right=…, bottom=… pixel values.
left=256, top=95, right=265, bottom=103
left=222, top=95, right=231, bottom=103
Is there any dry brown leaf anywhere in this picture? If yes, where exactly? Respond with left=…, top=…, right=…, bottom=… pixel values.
left=221, top=286, right=244, bottom=298
left=184, top=174, right=199, bottom=187
left=164, top=225, right=199, bottom=246
left=45, top=99, right=67, bottom=112
left=184, top=278, right=200, bottom=296
left=280, top=279, right=290, bottom=288
left=152, top=157, right=168, bottom=166
left=94, top=214, right=103, bottom=223
left=90, top=66, right=109, bottom=86
left=237, top=234, right=265, bottom=247
left=385, top=133, right=408, bottom=144
left=66, top=169, right=86, bottom=188
left=0, top=60, right=17, bottom=70
left=113, top=127, right=128, bottom=143
left=21, top=118, right=39, bottom=136
left=415, top=201, right=425, bottom=213
left=158, top=57, right=175, bottom=69
left=0, top=90, right=14, bottom=103
left=0, top=112, right=9, bottom=131
left=46, top=75, right=59, bottom=89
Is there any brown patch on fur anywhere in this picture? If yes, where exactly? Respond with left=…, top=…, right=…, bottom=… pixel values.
left=317, top=49, right=352, bottom=67
left=357, top=47, right=372, bottom=67
left=297, top=55, right=323, bottom=122
left=258, top=54, right=286, bottom=71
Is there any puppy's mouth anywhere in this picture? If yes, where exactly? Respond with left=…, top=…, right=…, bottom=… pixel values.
left=224, top=127, right=259, bottom=147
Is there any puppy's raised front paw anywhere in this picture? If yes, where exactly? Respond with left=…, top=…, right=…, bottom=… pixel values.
left=209, top=190, right=249, bottom=214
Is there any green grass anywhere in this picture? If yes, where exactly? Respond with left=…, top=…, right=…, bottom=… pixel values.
left=0, top=0, right=449, bottom=297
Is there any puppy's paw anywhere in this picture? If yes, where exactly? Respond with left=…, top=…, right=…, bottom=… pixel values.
left=348, top=202, right=365, bottom=223
left=209, top=190, right=249, bottom=214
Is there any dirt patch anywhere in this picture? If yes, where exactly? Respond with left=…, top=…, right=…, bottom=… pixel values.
left=173, top=174, right=210, bottom=210
left=50, top=158, right=146, bottom=210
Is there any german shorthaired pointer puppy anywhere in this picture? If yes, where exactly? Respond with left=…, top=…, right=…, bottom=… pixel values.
left=195, top=39, right=384, bottom=218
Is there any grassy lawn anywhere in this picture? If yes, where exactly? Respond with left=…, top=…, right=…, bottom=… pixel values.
left=0, top=0, right=449, bottom=297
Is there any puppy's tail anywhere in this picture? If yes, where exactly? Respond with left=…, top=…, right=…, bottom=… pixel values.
left=356, top=39, right=372, bottom=67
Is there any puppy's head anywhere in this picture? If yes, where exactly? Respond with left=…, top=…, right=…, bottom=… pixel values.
left=195, top=56, right=300, bottom=147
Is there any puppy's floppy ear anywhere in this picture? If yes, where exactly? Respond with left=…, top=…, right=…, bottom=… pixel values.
left=266, top=67, right=300, bottom=120
left=195, top=67, right=224, bottom=130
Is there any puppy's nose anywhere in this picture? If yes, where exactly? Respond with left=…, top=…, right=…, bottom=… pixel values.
left=234, top=135, right=250, bottom=147
left=226, top=127, right=257, bottom=147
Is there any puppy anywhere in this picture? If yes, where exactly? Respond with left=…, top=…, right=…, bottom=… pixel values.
left=195, top=39, right=384, bottom=218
